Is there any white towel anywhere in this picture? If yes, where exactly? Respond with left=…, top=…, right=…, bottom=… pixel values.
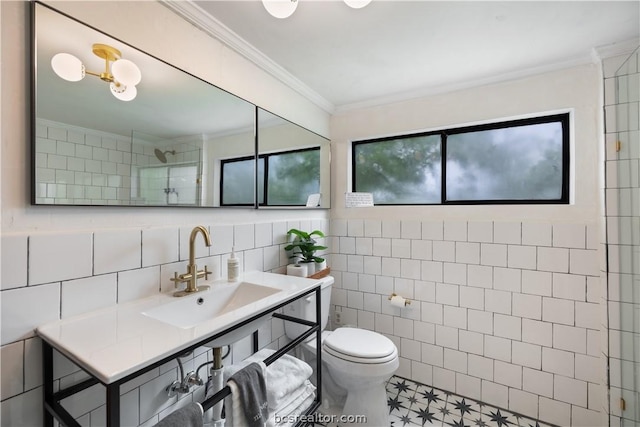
left=268, top=380, right=316, bottom=427
left=226, top=380, right=247, bottom=427
left=271, top=394, right=316, bottom=427
left=226, top=379, right=316, bottom=427
left=271, top=380, right=315, bottom=418
left=262, top=353, right=313, bottom=409
left=224, top=349, right=313, bottom=409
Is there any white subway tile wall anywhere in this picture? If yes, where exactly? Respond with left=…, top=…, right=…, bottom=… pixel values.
left=35, top=119, right=202, bottom=206
left=35, top=120, right=133, bottom=205
left=0, top=219, right=328, bottom=426
left=603, top=49, right=640, bottom=427
left=329, top=218, right=601, bottom=426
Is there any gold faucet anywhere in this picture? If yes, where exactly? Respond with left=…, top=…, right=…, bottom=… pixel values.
left=170, top=226, right=212, bottom=297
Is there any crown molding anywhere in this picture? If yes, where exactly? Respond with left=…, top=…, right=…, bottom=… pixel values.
left=161, top=0, right=335, bottom=114
left=335, top=53, right=599, bottom=114
left=592, top=38, right=639, bottom=62
left=161, top=1, right=638, bottom=116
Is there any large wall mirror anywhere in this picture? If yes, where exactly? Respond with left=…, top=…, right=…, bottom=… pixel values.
left=32, top=2, right=329, bottom=209
left=32, top=2, right=256, bottom=207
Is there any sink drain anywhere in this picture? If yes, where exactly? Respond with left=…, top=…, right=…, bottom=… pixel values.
left=197, top=297, right=204, bottom=305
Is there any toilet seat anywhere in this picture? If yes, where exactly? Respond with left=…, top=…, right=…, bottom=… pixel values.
left=323, top=328, right=397, bottom=364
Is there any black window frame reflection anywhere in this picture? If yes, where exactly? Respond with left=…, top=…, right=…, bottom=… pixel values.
left=220, top=147, right=321, bottom=207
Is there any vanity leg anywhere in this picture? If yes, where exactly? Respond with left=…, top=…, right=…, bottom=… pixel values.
left=106, top=383, right=120, bottom=427
left=315, top=286, right=322, bottom=405
left=43, top=342, right=54, bottom=427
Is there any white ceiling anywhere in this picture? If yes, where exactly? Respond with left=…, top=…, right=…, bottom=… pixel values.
left=176, top=0, right=639, bottom=112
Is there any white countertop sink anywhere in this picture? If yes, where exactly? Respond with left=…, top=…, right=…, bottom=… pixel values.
left=142, top=281, right=281, bottom=348
left=37, top=271, right=320, bottom=384
left=142, top=281, right=280, bottom=329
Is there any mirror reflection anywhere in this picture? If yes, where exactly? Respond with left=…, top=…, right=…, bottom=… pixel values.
left=33, top=2, right=256, bottom=207
left=256, top=109, right=331, bottom=208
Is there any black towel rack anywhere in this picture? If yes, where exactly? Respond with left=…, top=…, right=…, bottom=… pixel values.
left=201, top=317, right=318, bottom=411
left=201, top=296, right=323, bottom=427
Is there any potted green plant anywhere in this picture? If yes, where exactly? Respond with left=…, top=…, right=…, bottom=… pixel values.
left=285, top=228, right=328, bottom=275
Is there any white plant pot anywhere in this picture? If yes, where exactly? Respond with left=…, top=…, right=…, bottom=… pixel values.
left=315, top=260, right=327, bottom=272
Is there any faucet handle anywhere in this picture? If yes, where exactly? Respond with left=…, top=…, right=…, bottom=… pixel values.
left=185, top=371, right=204, bottom=387
left=203, top=265, right=211, bottom=280
left=170, top=272, right=181, bottom=288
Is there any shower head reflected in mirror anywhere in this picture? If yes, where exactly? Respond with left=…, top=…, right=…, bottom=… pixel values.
left=154, top=149, right=176, bottom=164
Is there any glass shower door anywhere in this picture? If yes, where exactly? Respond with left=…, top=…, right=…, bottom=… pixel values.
left=611, top=46, right=639, bottom=426
left=139, top=166, right=170, bottom=205
left=167, top=164, right=199, bottom=205
left=139, top=164, right=199, bottom=206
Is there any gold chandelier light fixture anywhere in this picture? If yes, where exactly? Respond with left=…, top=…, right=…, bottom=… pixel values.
left=51, top=43, right=142, bottom=102
left=262, top=0, right=372, bottom=19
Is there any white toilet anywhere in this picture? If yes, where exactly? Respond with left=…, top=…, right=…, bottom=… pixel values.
left=284, top=276, right=399, bottom=426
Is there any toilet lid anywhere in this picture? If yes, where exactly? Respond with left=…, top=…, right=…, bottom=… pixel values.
left=323, top=328, right=397, bottom=364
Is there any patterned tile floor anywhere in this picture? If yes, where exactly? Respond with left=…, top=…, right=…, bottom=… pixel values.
left=386, top=376, right=555, bottom=427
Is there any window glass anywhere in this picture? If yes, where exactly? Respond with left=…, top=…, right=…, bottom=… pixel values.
left=446, top=122, right=564, bottom=201
left=222, top=148, right=320, bottom=206
left=257, top=158, right=265, bottom=205
left=353, top=135, right=441, bottom=204
left=265, top=149, right=320, bottom=205
left=221, top=158, right=254, bottom=205
left=352, top=113, right=569, bottom=205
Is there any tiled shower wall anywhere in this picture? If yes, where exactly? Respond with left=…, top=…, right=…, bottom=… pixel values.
left=35, top=119, right=134, bottom=205
left=603, top=48, right=640, bottom=426
left=328, top=218, right=601, bottom=426
left=35, top=119, right=200, bottom=206
left=0, top=219, right=327, bottom=426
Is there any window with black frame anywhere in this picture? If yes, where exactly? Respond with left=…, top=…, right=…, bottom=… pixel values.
left=221, top=147, right=321, bottom=206
left=220, top=155, right=255, bottom=206
left=352, top=113, right=570, bottom=205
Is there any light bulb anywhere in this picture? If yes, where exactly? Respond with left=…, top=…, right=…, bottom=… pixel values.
left=262, top=0, right=298, bottom=19
left=110, top=82, right=137, bottom=101
left=51, top=53, right=85, bottom=82
left=111, top=59, right=141, bottom=86
left=344, top=0, right=372, bottom=9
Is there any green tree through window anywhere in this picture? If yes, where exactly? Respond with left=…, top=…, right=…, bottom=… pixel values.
left=354, top=135, right=441, bottom=204
left=446, top=122, right=564, bottom=201
left=352, top=113, right=569, bottom=205
left=266, top=149, right=320, bottom=205
left=221, top=148, right=320, bottom=206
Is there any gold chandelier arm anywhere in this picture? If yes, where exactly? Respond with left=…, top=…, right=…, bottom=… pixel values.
left=83, top=69, right=114, bottom=83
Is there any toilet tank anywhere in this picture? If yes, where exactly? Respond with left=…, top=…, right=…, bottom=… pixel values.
left=283, top=275, right=333, bottom=340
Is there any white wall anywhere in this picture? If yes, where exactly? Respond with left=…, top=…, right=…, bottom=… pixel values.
left=327, top=64, right=606, bottom=426
left=331, top=64, right=601, bottom=222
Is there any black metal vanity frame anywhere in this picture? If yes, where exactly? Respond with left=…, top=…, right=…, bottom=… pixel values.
left=42, top=285, right=322, bottom=427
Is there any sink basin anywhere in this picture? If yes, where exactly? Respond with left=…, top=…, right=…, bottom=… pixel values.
left=142, top=281, right=281, bottom=347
